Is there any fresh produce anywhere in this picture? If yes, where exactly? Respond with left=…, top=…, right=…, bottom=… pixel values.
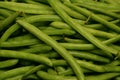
left=0, top=0, right=120, bottom=80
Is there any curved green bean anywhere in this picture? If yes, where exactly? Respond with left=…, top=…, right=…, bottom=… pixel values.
left=0, top=11, right=20, bottom=32
left=0, top=9, right=11, bottom=17
left=21, top=65, right=44, bottom=79
left=0, top=66, right=33, bottom=80
left=0, top=50, right=52, bottom=66
left=0, top=59, right=18, bottom=68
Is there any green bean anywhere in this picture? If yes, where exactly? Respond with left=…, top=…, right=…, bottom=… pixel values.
left=74, top=1, right=120, bottom=11
left=0, top=50, right=52, bottom=66
left=65, top=2, right=120, bottom=33
left=55, top=66, right=65, bottom=74
left=85, top=19, right=120, bottom=29
left=41, top=51, right=110, bottom=63
left=17, top=19, right=84, bottom=80
left=2, top=34, right=120, bottom=52
left=11, top=0, right=17, bottom=2
left=0, top=1, right=55, bottom=14
left=50, top=21, right=117, bottom=38
left=7, top=34, right=62, bottom=42
left=20, top=44, right=52, bottom=53
left=106, top=60, right=120, bottom=66
left=0, top=66, right=33, bottom=80
left=1, top=39, right=40, bottom=47
left=86, top=73, right=120, bottom=80
left=37, top=71, right=77, bottom=80
left=0, top=16, right=5, bottom=20
left=0, top=9, right=11, bottom=17
left=5, top=75, right=23, bottom=80
left=52, top=59, right=104, bottom=72
left=53, top=59, right=120, bottom=72
left=38, top=71, right=120, bottom=80
left=1, top=36, right=62, bottom=48
left=0, top=15, right=62, bottom=41
left=51, top=19, right=119, bottom=30
left=23, top=74, right=38, bottom=80
left=21, top=65, right=44, bottom=79
left=76, top=3, right=120, bottom=19
left=104, top=0, right=118, bottom=5
left=5, top=74, right=38, bottom=80
left=0, top=11, right=20, bottom=32
left=0, top=70, right=6, bottom=74
left=64, top=37, right=88, bottom=43
left=42, top=27, right=76, bottom=35
left=25, top=15, right=62, bottom=23
left=0, top=23, right=20, bottom=42
left=116, top=77, right=120, bottom=80
left=24, top=0, right=51, bottom=8
left=1, top=35, right=120, bottom=53
left=59, top=2, right=86, bottom=20
left=0, top=59, right=18, bottom=68
left=49, top=0, right=119, bottom=58
left=47, top=68, right=57, bottom=75
left=97, top=14, right=114, bottom=21
left=59, top=67, right=93, bottom=76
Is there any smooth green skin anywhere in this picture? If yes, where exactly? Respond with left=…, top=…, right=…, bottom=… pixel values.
left=0, top=59, right=18, bottom=68
left=52, top=59, right=104, bottom=72
left=5, top=74, right=23, bottom=80
left=76, top=3, right=120, bottom=19
left=106, top=60, right=120, bottom=66
left=37, top=71, right=120, bottom=80
left=5, top=74, right=38, bottom=80
left=55, top=66, right=65, bottom=74
left=21, top=65, right=44, bottom=79
left=41, top=51, right=110, bottom=63
left=50, top=21, right=117, bottom=38
left=0, top=15, right=62, bottom=42
left=17, top=19, right=84, bottom=80
left=1, top=34, right=120, bottom=53
left=59, top=2, right=86, bottom=20
left=0, top=11, right=20, bottom=32
left=65, top=3, right=120, bottom=33
left=0, top=9, right=11, bottom=17
left=0, top=66, right=33, bottom=80
left=52, top=59, right=120, bottom=72
left=86, top=73, right=120, bottom=80
left=51, top=19, right=120, bottom=30
left=64, top=37, right=87, bottom=43
left=0, top=50, right=52, bottom=66
left=48, top=0, right=119, bottom=57
left=59, top=67, right=93, bottom=76
left=37, top=71, right=77, bottom=80
left=0, top=1, right=55, bottom=14
left=24, top=0, right=51, bottom=8
left=73, top=1, right=120, bottom=11
left=47, top=68, right=57, bottom=75
left=116, top=77, right=120, bottom=80
left=7, top=34, right=62, bottom=42
left=20, top=44, right=52, bottom=53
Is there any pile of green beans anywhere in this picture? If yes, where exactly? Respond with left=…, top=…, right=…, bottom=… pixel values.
left=0, top=0, right=120, bottom=80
